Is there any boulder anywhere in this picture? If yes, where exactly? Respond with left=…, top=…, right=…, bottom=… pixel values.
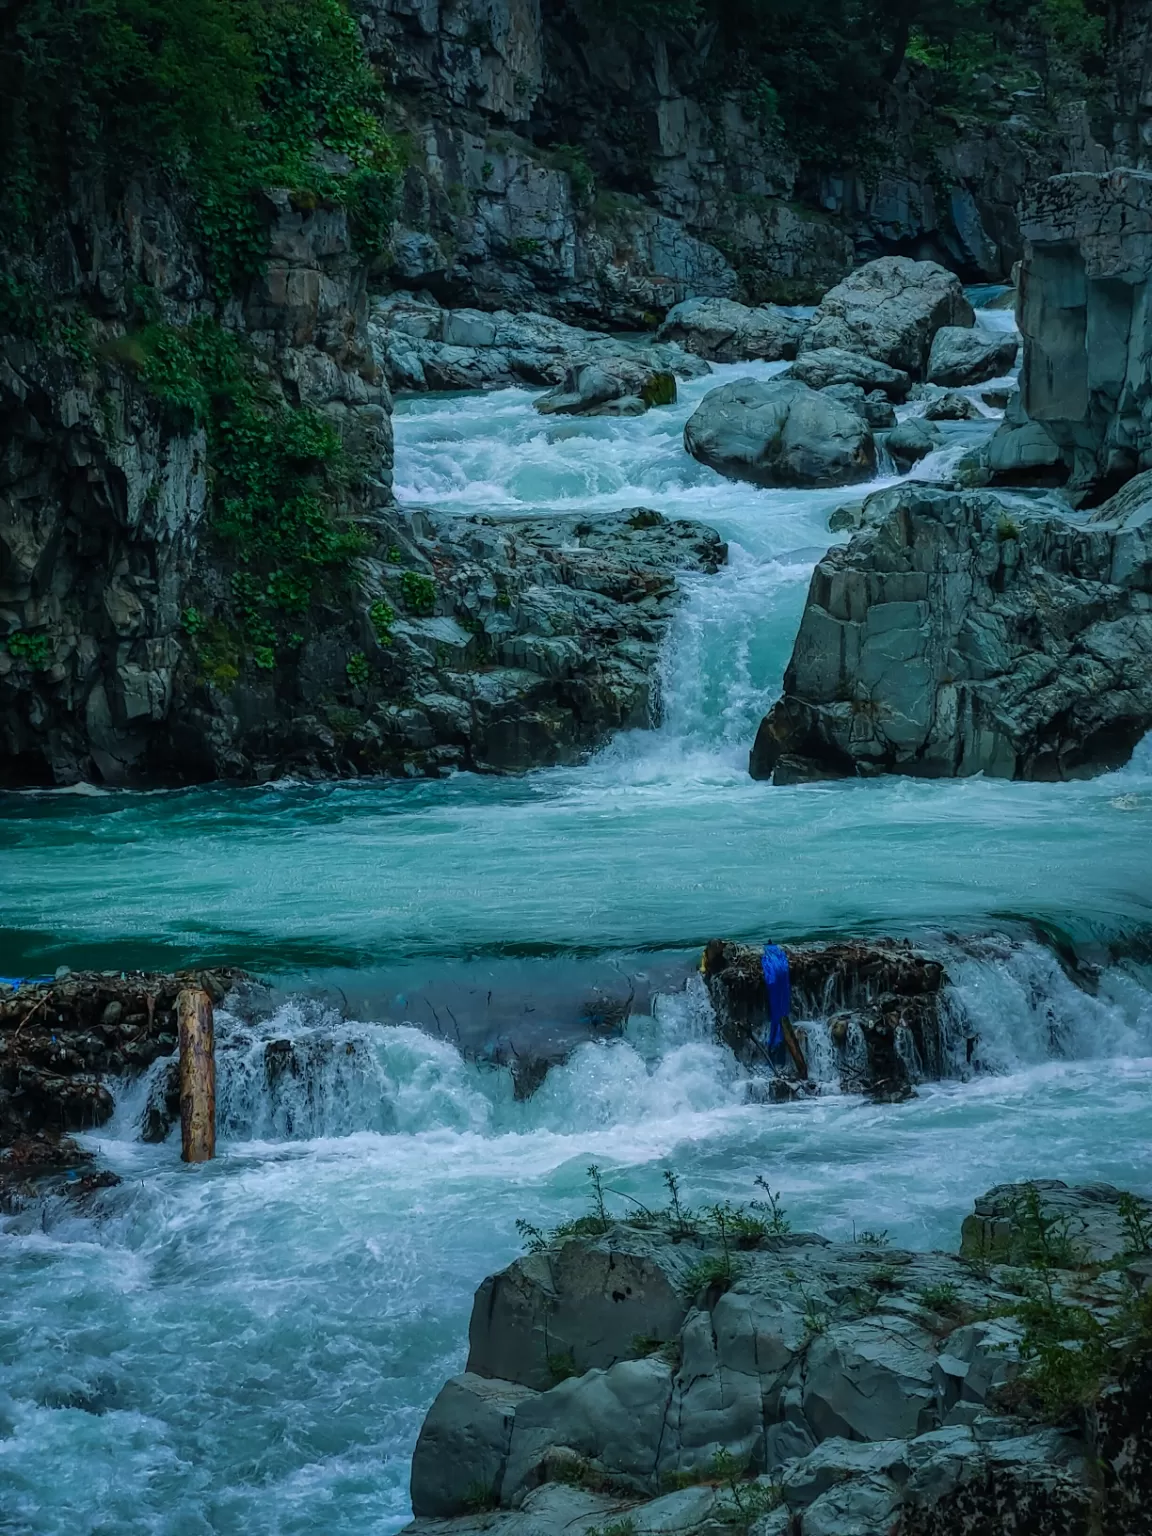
left=821, top=384, right=896, bottom=429
left=927, top=325, right=1019, bottom=387
left=801, top=258, right=975, bottom=377
left=982, top=392, right=1067, bottom=482
left=683, top=378, right=875, bottom=489
left=802, top=1317, right=938, bottom=1442
left=748, top=485, right=1152, bottom=783
left=787, top=347, right=911, bottom=402
left=924, top=392, right=983, bottom=422
left=410, top=1373, right=539, bottom=1516
left=535, top=359, right=675, bottom=417
left=885, top=417, right=943, bottom=468
left=656, top=297, right=804, bottom=362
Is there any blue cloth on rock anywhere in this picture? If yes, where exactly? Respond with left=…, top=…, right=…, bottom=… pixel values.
left=760, top=945, right=791, bottom=1049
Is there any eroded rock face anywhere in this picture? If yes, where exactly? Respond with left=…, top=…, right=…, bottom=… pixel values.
left=655, top=298, right=804, bottom=363
left=403, top=1180, right=1146, bottom=1535
left=1004, top=169, right=1152, bottom=503
left=801, top=258, right=976, bottom=377
left=748, top=485, right=1152, bottom=784
left=683, top=379, right=875, bottom=489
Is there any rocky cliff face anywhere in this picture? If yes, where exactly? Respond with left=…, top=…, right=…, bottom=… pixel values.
left=361, top=0, right=1075, bottom=325
left=0, top=180, right=395, bottom=785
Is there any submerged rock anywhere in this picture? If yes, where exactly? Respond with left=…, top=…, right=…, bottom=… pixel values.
left=534, top=359, right=676, bottom=417
left=656, top=297, right=804, bottom=363
left=801, top=257, right=975, bottom=377
left=885, top=416, right=944, bottom=468
left=683, top=378, right=875, bottom=489
left=749, top=485, right=1152, bottom=784
left=402, top=1179, right=1148, bottom=1535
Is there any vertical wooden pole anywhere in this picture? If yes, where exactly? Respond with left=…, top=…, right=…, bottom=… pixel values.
left=178, top=987, right=215, bottom=1163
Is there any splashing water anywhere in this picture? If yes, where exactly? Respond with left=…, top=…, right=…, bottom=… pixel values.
left=4, top=301, right=1152, bottom=1534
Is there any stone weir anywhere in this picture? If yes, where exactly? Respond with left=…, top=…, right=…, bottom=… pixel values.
left=404, top=1181, right=1152, bottom=1536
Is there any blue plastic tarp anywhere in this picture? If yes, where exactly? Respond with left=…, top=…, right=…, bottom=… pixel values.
left=760, top=945, right=791, bottom=1049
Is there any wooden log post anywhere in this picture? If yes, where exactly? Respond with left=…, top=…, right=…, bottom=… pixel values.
left=177, top=987, right=216, bottom=1163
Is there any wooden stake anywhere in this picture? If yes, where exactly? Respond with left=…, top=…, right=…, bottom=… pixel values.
left=177, top=987, right=215, bottom=1163
left=781, top=1016, right=809, bottom=1081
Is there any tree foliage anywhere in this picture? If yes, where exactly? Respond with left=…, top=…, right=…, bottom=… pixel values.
left=0, top=0, right=400, bottom=285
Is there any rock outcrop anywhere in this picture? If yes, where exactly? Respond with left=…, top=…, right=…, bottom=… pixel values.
left=372, top=295, right=709, bottom=393
left=748, top=484, right=1152, bottom=784
left=684, top=379, right=875, bottom=489
left=656, top=298, right=805, bottom=363
left=700, top=938, right=948, bottom=1101
left=800, top=258, right=976, bottom=377
left=402, top=1180, right=1152, bottom=1536
left=998, top=169, right=1152, bottom=503
left=786, top=347, right=912, bottom=402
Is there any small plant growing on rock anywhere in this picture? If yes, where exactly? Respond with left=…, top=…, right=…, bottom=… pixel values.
left=709, top=1450, right=783, bottom=1533
left=462, top=1482, right=500, bottom=1514
left=400, top=571, right=436, bottom=616
left=181, top=606, right=206, bottom=636
left=5, top=630, right=51, bottom=668
left=369, top=599, right=395, bottom=644
left=997, top=515, right=1020, bottom=542
left=1118, top=1191, right=1152, bottom=1255
left=547, top=1347, right=578, bottom=1384
left=346, top=650, right=371, bottom=688
left=918, top=1282, right=962, bottom=1315
left=854, top=1227, right=890, bottom=1247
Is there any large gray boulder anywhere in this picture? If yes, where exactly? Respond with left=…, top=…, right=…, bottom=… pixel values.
left=927, top=325, right=1019, bottom=386
left=787, top=347, right=911, bottom=401
left=801, top=258, right=975, bottom=377
left=534, top=359, right=675, bottom=417
left=656, top=297, right=804, bottom=362
left=981, top=391, right=1067, bottom=481
left=411, top=1374, right=539, bottom=1515
left=683, top=378, right=875, bottom=488
left=749, top=484, right=1152, bottom=784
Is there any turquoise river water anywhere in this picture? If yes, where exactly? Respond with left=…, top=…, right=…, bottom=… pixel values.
left=2, top=303, right=1151, bottom=1534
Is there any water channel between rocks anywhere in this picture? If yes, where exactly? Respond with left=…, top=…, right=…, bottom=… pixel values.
left=3, top=302, right=1152, bottom=1535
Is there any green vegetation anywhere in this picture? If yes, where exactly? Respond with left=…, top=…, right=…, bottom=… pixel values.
left=369, top=599, right=395, bottom=645
left=586, top=0, right=1108, bottom=165
left=997, top=1183, right=1152, bottom=1420
left=4, top=631, right=52, bottom=668
left=346, top=650, right=371, bottom=688
left=125, top=317, right=363, bottom=667
left=918, top=1281, right=962, bottom=1314
left=400, top=572, right=437, bottom=617
left=1, top=0, right=400, bottom=289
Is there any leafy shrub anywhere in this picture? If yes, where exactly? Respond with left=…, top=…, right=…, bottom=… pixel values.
left=369, top=599, right=395, bottom=644
left=346, top=650, right=371, bottom=688
left=5, top=631, right=52, bottom=667
left=400, top=571, right=437, bottom=616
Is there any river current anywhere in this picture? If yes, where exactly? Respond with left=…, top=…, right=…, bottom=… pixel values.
left=3, top=301, right=1152, bottom=1534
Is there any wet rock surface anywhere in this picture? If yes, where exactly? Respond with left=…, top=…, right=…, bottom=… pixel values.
left=927, top=325, right=1019, bottom=387
left=656, top=299, right=805, bottom=364
left=700, top=938, right=948, bottom=1102
left=401, top=1180, right=1152, bottom=1536
left=800, top=259, right=976, bottom=378
left=684, top=379, right=875, bottom=490
left=749, top=484, right=1152, bottom=784
left=0, top=968, right=242, bottom=1183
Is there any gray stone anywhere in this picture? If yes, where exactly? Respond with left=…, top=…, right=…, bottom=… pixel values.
left=821, top=384, right=896, bottom=429
left=749, top=487, right=1152, bottom=783
left=656, top=297, right=804, bottom=362
left=467, top=1236, right=689, bottom=1391
left=802, top=258, right=975, bottom=376
left=802, top=1317, right=938, bottom=1442
left=923, top=392, right=983, bottom=422
left=800, top=1476, right=904, bottom=1536
left=411, top=1373, right=539, bottom=1516
left=787, top=348, right=911, bottom=402
left=927, top=326, right=1019, bottom=387
left=684, top=378, right=875, bottom=488
left=885, top=417, right=943, bottom=468
left=959, top=1180, right=1152, bottom=1266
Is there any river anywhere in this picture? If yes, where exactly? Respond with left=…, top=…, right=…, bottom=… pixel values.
left=2, top=301, right=1152, bottom=1534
